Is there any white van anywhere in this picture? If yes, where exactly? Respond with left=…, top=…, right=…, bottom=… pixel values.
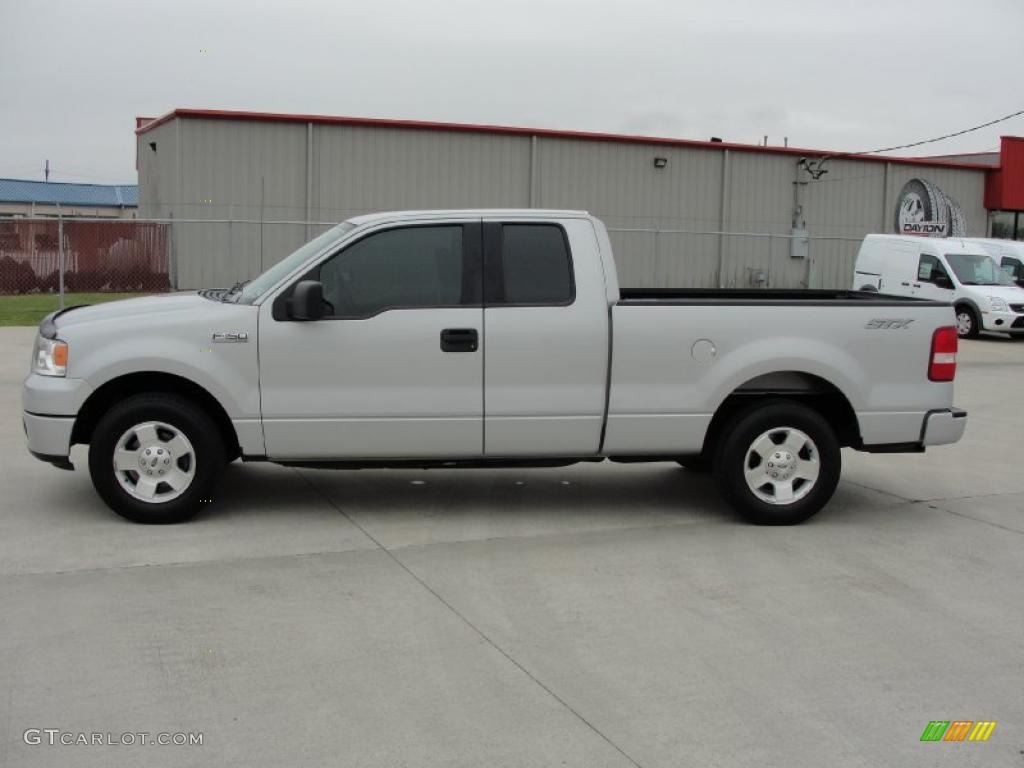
left=961, top=238, right=1024, bottom=289
left=853, top=234, right=1024, bottom=339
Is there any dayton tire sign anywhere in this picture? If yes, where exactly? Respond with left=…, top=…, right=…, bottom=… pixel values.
left=895, top=178, right=966, bottom=237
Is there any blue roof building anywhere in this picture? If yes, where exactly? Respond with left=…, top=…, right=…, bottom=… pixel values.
left=0, top=178, right=138, bottom=218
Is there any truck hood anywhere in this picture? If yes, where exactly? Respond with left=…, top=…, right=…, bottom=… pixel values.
left=54, top=292, right=219, bottom=330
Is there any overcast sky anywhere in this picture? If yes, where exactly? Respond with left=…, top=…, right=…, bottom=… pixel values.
left=1, top=0, right=1021, bottom=184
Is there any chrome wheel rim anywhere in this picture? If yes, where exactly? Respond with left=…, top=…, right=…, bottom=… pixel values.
left=956, top=312, right=972, bottom=336
left=113, top=421, right=196, bottom=503
left=743, top=427, right=820, bottom=505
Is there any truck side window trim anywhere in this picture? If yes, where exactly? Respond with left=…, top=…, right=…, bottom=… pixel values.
left=482, top=222, right=576, bottom=308
left=272, top=223, right=483, bottom=321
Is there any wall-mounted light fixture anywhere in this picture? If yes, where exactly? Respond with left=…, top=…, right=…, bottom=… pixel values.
left=149, top=142, right=157, bottom=152
left=653, top=156, right=668, bottom=169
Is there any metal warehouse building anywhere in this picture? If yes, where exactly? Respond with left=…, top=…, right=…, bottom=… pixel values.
left=136, top=109, right=1020, bottom=291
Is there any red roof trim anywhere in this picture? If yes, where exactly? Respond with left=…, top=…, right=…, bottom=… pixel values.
left=135, top=108, right=993, bottom=171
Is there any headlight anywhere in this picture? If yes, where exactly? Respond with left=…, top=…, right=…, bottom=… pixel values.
left=988, top=296, right=1009, bottom=312
left=32, top=336, right=68, bottom=377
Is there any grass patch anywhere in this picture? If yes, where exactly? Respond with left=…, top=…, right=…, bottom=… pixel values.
left=0, top=293, right=147, bottom=327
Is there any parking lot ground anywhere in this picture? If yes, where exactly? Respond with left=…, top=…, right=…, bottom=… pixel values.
left=1, top=325, right=1021, bottom=768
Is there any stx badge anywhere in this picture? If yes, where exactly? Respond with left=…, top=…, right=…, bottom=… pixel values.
left=865, top=319, right=914, bottom=330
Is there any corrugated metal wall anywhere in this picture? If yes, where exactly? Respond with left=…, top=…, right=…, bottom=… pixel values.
left=138, top=117, right=989, bottom=290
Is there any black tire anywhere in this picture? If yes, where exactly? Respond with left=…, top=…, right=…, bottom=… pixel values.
left=88, top=393, right=225, bottom=524
left=676, top=457, right=711, bottom=473
left=895, top=179, right=947, bottom=235
left=955, top=305, right=980, bottom=339
left=713, top=400, right=841, bottom=525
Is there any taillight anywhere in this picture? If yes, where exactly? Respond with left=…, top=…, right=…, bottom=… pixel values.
left=929, top=326, right=958, bottom=381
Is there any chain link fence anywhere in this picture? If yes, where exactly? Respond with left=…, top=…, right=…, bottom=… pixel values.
left=0, top=217, right=865, bottom=304
left=0, top=218, right=169, bottom=297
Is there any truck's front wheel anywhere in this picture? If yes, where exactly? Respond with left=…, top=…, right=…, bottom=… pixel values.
left=714, top=401, right=840, bottom=525
left=88, top=394, right=225, bottom=524
left=955, top=305, right=980, bottom=339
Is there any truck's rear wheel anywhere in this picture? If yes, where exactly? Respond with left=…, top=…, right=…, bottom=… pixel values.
left=88, top=394, right=224, bottom=524
left=714, top=401, right=840, bottom=525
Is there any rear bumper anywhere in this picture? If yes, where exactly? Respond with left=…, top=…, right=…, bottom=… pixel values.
left=921, top=407, right=968, bottom=446
left=23, top=412, right=75, bottom=465
left=858, top=407, right=966, bottom=453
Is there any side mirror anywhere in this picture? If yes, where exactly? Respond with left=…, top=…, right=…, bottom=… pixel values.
left=934, top=274, right=954, bottom=290
left=288, top=280, right=325, bottom=321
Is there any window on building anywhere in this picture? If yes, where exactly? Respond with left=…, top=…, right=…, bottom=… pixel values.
left=989, top=210, right=1023, bottom=241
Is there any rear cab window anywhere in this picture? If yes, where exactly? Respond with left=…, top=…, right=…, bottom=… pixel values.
left=486, top=223, right=574, bottom=306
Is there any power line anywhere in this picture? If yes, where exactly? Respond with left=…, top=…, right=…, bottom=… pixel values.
left=797, top=108, right=1022, bottom=179
left=852, top=107, right=1024, bottom=157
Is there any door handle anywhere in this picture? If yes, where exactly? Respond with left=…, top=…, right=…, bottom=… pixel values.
left=440, top=328, right=478, bottom=352
left=912, top=283, right=921, bottom=288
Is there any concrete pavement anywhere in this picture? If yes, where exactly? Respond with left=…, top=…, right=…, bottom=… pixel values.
left=0, top=325, right=1021, bottom=767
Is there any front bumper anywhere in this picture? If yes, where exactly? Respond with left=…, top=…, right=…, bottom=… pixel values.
left=22, top=374, right=91, bottom=467
left=22, top=373, right=92, bottom=415
left=23, top=411, right=76, bottom=465
left=981, top=310, right=1024, bottom=331
left=921, top=408, right=968, bottom=446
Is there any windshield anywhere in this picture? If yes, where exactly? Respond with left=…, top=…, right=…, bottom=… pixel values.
left=944, top=252, right=1016, bottom=287
left=235, top=222, right=357, bottom=304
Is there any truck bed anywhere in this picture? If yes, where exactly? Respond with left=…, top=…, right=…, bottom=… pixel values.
left=602, top=289, right=959, bottom=456
left=618, top=288, right=948, bottom=306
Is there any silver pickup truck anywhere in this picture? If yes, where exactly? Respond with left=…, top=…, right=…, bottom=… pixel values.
left=23, top=209, right=967, bottom=525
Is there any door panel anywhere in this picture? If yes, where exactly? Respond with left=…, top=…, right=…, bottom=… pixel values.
left=258, top=222, right=483, bottom=459
left=482, top=218, right=609, bottom=456
left=259, top=308, right=482, bottom=458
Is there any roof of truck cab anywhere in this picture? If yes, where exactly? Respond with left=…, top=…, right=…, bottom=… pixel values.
left=346, top=209, right=592, bottom=226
